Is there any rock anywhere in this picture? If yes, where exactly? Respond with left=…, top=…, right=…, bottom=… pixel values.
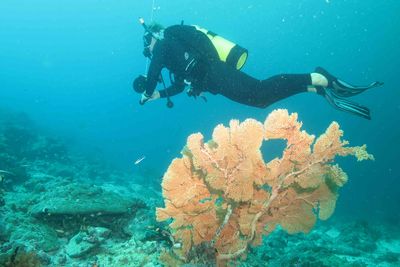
left=376, top=251, right=400, bottom=263
left=66, top=227, right=111, bottom=258
left=56, top=254, right=67, bottom=265
left=123, top=209, right=155, bottom=240
left=325, top=228, right=341, bottom=239
left=37, top=250, right=51, bottom=265
left=29, top=184, right=145, bottom=217
left=9, top=220, right=60, bottom=252
left=87, top=226, right=111, bottom=241
left=332, top=244, right=362, bottom=257
left=0, top=218, right=8, bottom=241
left=66, top=232, right=96, bottom=258
left=357, top=239, right=377, bottom=253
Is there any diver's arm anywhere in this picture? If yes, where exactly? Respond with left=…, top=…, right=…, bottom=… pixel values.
left=159, top=76, right=185, bottom=97
left=144, top=42, right=164, bottom=96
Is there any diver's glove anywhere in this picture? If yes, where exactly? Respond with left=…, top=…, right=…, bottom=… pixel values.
left=140, top=91, right=160, bottom=105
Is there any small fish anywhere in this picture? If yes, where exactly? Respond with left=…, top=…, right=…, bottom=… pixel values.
left=134, top=156, right=146, bottom=165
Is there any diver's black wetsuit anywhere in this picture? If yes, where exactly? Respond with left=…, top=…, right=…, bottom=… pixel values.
left=145, top=25, right=312, bottom=108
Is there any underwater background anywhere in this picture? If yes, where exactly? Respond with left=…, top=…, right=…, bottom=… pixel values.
left=0, top=0, right=399, bottom=266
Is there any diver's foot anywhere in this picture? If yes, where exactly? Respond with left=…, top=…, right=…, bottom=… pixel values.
left=315, top=67, right=383, bottom=97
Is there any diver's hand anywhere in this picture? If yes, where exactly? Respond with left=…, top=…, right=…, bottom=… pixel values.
left=139, top=91, right=160, bottom=105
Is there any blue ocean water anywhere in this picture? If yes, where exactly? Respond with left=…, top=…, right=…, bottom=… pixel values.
left=0, top=0, right=399, bottom=265
left=1, top=0, right=399, bottom=221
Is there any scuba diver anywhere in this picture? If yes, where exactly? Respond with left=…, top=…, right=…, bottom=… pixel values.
left=133, top=19, right=383, bottom=119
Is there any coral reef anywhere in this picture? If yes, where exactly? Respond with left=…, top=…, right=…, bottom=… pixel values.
left=3, top=247, right=42, bottom=267
left=1, top=174, right=154, bottom=266
left=0, top=107, right=398, bottom=266
left=0, top=109, right=69, bottom=187
left=156, top=109, right=373, bottom=265
left=245, top=219, right=400, bottom=266
left=0, top=108, right=163, bottom=266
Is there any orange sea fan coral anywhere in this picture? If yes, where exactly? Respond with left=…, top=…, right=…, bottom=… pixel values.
left=156, top=109, right=373, bottom=266
left=186, top=119, right=266, bottom=202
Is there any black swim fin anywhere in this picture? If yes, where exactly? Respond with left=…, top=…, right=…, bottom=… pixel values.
left=315, top=67, right=383, bottom=97
left=320, top=88, right=371, bottom=120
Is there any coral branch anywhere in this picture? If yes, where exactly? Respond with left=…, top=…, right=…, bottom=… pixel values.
left=211, top=204, right=232, bottom=246
left=156, top=109, right=373, bottom=265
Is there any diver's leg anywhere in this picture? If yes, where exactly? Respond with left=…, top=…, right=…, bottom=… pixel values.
left=255, top=74, right=312, bottom=107
left=205, top=61, right=312, bottom=108
left=206, top=62, right=381, bottom=119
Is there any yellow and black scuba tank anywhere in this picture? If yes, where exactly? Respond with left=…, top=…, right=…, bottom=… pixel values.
left=193, top=25, right=248, bottom=70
